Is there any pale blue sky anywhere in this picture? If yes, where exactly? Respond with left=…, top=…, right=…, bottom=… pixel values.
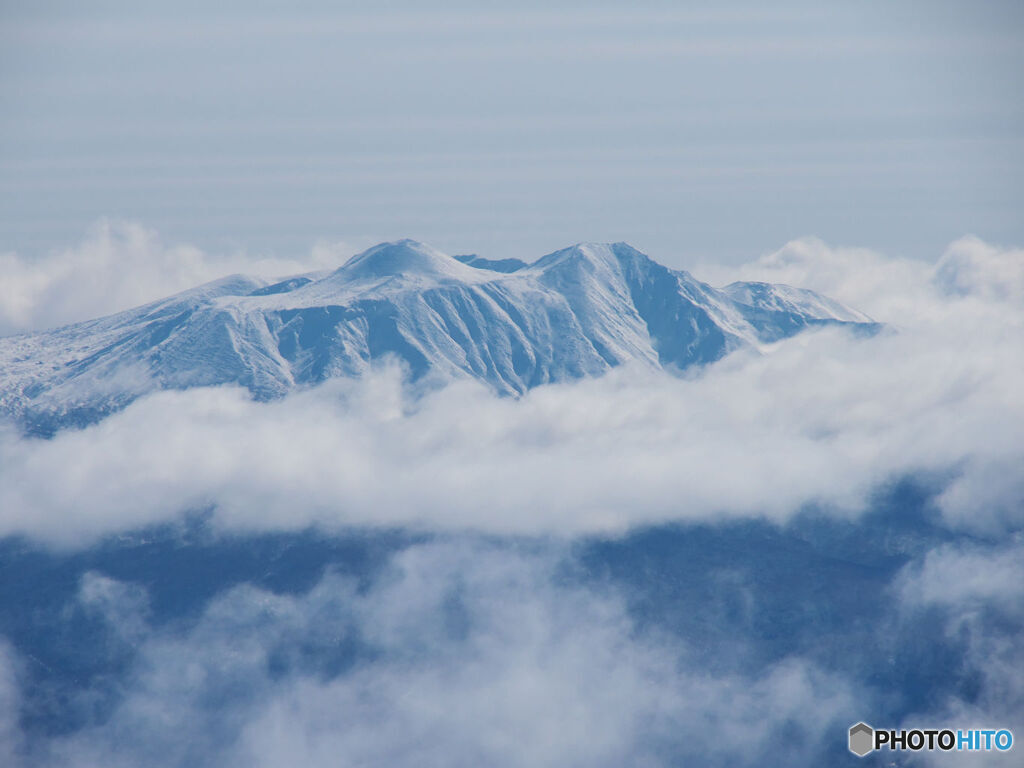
left=2, top=0, right=1022, bottom=265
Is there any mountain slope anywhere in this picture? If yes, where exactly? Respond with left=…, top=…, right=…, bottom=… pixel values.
left=0, top=240, right=877, bottom=433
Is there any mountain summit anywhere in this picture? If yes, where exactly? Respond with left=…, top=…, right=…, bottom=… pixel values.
left=0, top=240, right=876, bottom=433
left=337, top=239, right=483, bottom=282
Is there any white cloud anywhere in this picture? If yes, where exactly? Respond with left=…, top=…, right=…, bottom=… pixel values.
left=934, top=236, right=1024, bottom=304
left=696, top=234, right=1024, bottom=323
left=695, top=236, right=934, bottom=321
left=896, top=541, right=1024, bottom=614
left=77, top=571, right=152, bottom=643
left=895, top=540, right=1024, bottom=766
left=0, top=220, right=356, bottom=336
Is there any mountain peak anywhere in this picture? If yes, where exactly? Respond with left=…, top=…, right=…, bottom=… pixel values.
left=339, top=240, right=475, bottom=281
left=531, top=241, right=651, bottom=270
left=531, top=242, right=610, bottom=270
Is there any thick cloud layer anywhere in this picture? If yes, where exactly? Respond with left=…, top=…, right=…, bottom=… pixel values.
left=1, top=235, right=1022, bottom=546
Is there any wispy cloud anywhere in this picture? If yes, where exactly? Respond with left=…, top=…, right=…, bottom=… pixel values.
left=0, top=220, right=356, bottom=335
left=9, top=540, right=854, bottom=768
left=895, top=539, right=1024, bottom=764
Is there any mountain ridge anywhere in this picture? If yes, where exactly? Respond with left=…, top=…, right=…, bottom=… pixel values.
left=0, top=240, right=878, bottom=434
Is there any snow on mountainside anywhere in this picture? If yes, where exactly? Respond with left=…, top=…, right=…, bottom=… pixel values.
left=721, top=281, right=873, bottom=324
left=0, top=240, right=877, bottom=433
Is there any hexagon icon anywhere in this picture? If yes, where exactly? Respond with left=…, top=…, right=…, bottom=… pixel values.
left=849, top=722, right=874, bottom=757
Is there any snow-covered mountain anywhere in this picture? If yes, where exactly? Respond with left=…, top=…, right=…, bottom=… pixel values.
left=0, top=240, right=876, bottom=433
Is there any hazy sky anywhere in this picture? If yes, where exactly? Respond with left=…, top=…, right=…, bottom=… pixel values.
left=2, top=0, right=1022, bottom=265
